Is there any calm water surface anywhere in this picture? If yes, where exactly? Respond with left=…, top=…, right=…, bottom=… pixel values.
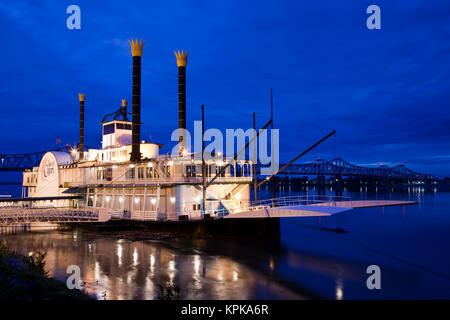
left=1, top=186, right=450, bottom=299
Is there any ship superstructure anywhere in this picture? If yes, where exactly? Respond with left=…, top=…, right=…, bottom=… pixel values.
left=21, top=39, right=252, bottom=221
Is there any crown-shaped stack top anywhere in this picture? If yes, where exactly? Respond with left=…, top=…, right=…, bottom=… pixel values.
left=78, top=93, right=85, bottom=102
left=129, top=38, right=145, bottom=57
left=175, top=50, right=188, bottom=67
left=121, top=99, right=127, bottom=107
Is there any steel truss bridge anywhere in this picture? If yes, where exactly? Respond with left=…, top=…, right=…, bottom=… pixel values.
left=259, top=158, right=434, bottom=180
left=0, top=150, right=434, bottom=180
left=0, top=151, right=47, bottom=171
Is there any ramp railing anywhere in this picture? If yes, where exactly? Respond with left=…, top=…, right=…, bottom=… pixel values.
left=0, top=207, right=100, bottom=225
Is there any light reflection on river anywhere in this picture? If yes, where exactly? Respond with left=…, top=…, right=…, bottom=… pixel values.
left=1, top=230, right=305, bottom=300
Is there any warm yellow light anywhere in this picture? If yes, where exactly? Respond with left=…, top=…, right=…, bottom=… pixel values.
left=174, top=50, right=188, bottom=67
left=129, top=38, right=145, bottom=57
left=170, top=197, right=176, bottom=203
left=150, top=254, right=155, bottom=267
left=336, top=286, right=344, bottom=300
left=151, top=198, right=156, bottom=204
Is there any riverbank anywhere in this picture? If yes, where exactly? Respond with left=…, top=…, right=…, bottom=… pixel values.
left=0, top=241, right=91, bottom=300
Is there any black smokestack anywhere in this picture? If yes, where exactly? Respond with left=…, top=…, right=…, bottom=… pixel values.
left=129, top=39, right=144, bottom=162
left=121, top=99, right=128, bottom=120
left=175, top=50, right=188, bottom=155
left=178, top=66, right=186, bottom=134
left=78, top=93, right=85, bottom=161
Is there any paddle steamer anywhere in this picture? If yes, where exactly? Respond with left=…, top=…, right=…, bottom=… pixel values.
left=21, top=40, right=252, bottom=221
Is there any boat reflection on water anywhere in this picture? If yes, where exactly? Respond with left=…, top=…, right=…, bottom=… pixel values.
left=1, top=229, right=308, bottom=300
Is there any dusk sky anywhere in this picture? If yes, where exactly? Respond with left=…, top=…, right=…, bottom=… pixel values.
left=0, top=1, right=449, bottom=176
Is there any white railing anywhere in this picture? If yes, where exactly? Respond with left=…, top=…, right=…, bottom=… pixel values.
left=248, top=195, right=352, bottom=208
left=70, top=176, right=252, bottom=187
left=0, top=207, right=100, bottom=225
left=0, top=195, right=352, bottom=224
left=130, top=210, right=157, bottom=221
left=179, top=195, right=353, bottom=219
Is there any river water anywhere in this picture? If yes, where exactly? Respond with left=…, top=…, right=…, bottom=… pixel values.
left=1, top=186, right=450, bottom=300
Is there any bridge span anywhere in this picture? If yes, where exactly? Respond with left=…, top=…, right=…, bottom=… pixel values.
left=0, top=150, right=434, bottom=180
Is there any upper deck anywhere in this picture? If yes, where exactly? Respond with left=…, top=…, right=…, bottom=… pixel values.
left=23, top=149, right=253, bottom=191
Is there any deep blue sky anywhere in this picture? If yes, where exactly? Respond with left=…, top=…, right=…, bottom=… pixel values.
left=0, top=1, right=449, bottom=176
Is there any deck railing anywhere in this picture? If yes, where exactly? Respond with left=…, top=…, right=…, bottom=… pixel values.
left=67, top=176, right=252, bottom=188
left=175, top=195, right=353, bottom=219
left=0, top=207, right=100, bottom=225
left=248, top=195, right=352, bottom=208
left=0, top=195, right=353, bottom=224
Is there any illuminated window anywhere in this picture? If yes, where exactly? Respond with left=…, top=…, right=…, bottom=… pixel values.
left=125, top=168, right=135, bottom=179
left=103, top=123, right=115, bottom=135
left=216, top=166, right=226, bottom=177
left=186, top=165, right=196, bottom=177
left=138, top=167, right=145, bottom=179
left=146, top=167, right=153, bottom=178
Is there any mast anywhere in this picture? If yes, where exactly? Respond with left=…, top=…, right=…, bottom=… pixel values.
left=253, top=112, right=258, bottom=205
left=270, top=87, right=276, bottom=205
left=201, top=104, right=206, bottom=216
